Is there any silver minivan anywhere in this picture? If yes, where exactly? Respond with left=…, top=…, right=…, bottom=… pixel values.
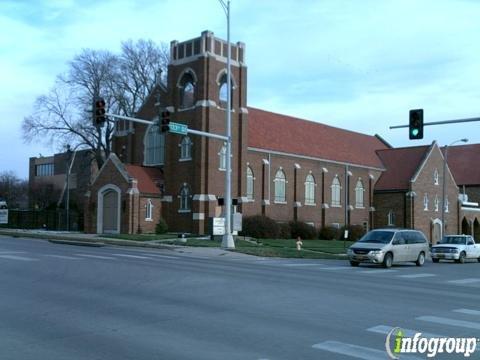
left=347, top=229, right=429, bottom=268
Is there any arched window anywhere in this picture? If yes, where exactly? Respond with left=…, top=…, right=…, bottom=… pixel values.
left=387, top=210, right=395, bottom=226
left=218, top=73, right=233, bottom=109
left=355, top=179, right=364, bottom=208
left=274, top=169, right=286, bottom=203
left=423, top=193, right=429, bottom=211
left=179, top=72, right=196, bottom=109
left=145, top=199, right=153, bottom=220
left=219, top=144, right=227, bottom=171
left=144, top=122, right=165, bottom=165
left=246, top=166, right=254, bottom=200
left=331, top=176, right=341, bottom=207
left=179, top=185, right=190, bottom=211
left=433, top=168, right=439, bottom=185
left=179, top=136, right=192, bottom=160
left=434, top=195, right=439, bottom=212
left=304, top=174, right=315, bottom=205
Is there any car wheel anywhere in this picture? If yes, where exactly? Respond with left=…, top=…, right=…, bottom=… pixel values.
left=350, top=261, right=359, bottom=267
left=456, top=252, right=466, bottom=264
left=432, top=258, right=440, bottom=263
left=416, top=252, right=425, bottom=266
left=383, top=253, right=393, bottom=268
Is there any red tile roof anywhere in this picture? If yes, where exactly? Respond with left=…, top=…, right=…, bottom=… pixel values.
left=374, top=145, right=430, bottom=191
left=125, top=165, right=163, bottom=194
left=247, top=107, right=389, bottom=169
left=443, top=144, right=480, bottom=185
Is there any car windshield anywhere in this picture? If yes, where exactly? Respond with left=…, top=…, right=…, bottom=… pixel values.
left=439, top=236, right=467, bottom=245
left=358, top=231, right=394, bottom=244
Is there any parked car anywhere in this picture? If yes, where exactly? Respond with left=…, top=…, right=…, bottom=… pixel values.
left=347, top=228, right=429, bottom=268
left=430, top=235, right=480, bottom=263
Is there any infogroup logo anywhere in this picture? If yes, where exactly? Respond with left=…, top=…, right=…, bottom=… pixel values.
left=385, top=327, right=478, bottom=359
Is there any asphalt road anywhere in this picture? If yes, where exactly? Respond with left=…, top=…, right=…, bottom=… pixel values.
left=1, top=235, right=479, bottom=360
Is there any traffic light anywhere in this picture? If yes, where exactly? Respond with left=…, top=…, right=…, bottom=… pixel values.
left=160, top=110, right=170, bottom=133
left=94, top=98, right=106, bottom=126
left=409, top=109, right=424, bottom=140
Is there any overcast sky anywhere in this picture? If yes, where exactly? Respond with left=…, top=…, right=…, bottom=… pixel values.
left=1, top=0, right=480, bottom=179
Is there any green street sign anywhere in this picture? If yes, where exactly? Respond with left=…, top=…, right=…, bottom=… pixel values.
left=169, top=122, right=188, bottom=135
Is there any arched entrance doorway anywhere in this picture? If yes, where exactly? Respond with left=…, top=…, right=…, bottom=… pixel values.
left=474, top=218, right=480, bottom=242
left=431, top=219, right=442, bottom=245
left=97, top=184, right=121, bottom=234
left=461, top=217, right=471, bottom=235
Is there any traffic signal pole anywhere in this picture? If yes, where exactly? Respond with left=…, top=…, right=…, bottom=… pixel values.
left=390, top=116, right=480, bottom=129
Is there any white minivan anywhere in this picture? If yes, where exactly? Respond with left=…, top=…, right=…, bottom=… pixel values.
left=347, top=229, right=429, bottom=268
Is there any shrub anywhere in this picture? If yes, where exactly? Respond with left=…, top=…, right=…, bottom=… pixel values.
left=341, top=224, right=366, bottom=241
left=318, top=225, right=341, bottom=240
left=289, top=221, right=317, bottom=240
left=155, top=218, right=168, bottom=234
left=241, top=215, right=279, bottom=239
left=278, top=222, right=291, bottom=239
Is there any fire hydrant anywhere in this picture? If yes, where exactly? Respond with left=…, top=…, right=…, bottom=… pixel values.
left=296, top=237, right=303, bottom=251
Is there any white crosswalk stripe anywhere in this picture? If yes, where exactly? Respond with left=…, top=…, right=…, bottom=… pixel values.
left=367, top=325, right=445, bottom=339
left=453, top=309, right=480, bottom=316
left=417, top=316, right=480, bottom=330
left=312, top=340, right=423, bottom=360
left=74, top=254, right=117, bottom=260
left=447, top=278, right=480, bottom=285
left=43, top=254, right=83, bottom=260
left=397, top=273, right=436, bottom=279
left=0, top=254, right=38, bottom=261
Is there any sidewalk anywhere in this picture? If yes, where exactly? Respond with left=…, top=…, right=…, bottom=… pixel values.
left=0, top=228, right=257, bottom=260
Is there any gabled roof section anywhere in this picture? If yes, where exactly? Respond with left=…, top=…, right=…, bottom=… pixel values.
left=443, top=144, right=480, bottom=185
left=135, top=83, right=167, bottom=121
left=375, top=145, right=431, bottom=191
left=91, top=153, right=130, bottom=186
left=247, top=107, right=388, bottom=169
left=125, top=165, right=163, bottom=194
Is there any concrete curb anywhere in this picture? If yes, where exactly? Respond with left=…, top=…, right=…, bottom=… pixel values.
left=0, top=229, right=175, bottom=251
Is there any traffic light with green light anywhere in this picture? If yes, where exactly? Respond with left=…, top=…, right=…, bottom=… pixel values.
left=409, top=109, right=424, bottom=140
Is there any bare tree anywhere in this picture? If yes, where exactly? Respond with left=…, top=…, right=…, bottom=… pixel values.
left=0, top=171, right=28, bottom=209
left=22, top=40, right=169, bottom=169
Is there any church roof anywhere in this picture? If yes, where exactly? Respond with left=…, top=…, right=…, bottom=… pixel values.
left=247, top=107, right=389, bottom=169
left=443, top=144, right=480, bottom=186
left=125, top=165, right=163, bottom=195
left=374, top=145, right=431, bottom=191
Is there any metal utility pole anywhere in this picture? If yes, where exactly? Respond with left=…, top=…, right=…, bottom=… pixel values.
left=219, top=0, right=235, bottom=249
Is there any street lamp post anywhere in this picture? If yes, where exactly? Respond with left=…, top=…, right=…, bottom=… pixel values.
left=218, top=0, right=235, bottom=249
left=441, top=138, right=468, bottom=237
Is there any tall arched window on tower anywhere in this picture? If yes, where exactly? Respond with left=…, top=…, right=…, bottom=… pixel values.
left=331, top=176, right=341, bottom=207
left=274, top=169, right=286, bottom=203
left=246, top=166, right=254, bottom=200
left=144, top=122, right=165, bottom=165
left=305, top=174, right=315, bottom=205
left=218, top=73, right=233, bottom=109
left=179, top=71, right=196, bottom=109
left=179, top=136, right=192, bottom=160
left=179, top=185, right=191, bottom=211
left=355, top=179, right=364, bottom=208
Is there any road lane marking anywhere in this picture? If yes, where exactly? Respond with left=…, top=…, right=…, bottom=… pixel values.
left=397, top=273, right=436, bottom=279
left=43, top=254, right=83, bottom=260
left=74, top=254, right=117, bottom=260
left=312, top=340, right=422, bottom=360
left=283, top=263, right=323, bottom=267
left=359, top=269, right=398, bottom=274
left=417, top=316, right=480, bottom=330
left=367, top=325, right=445, bottom=339
left=447, top=278, right=480, bottom=285
left=453, top=309, right=480, bottom=316
left=0, top=254, right=38, bottom=261
left=110, top=253, right=152, bottom=259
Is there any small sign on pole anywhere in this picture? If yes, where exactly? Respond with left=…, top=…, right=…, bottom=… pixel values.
left=169, top=122, right=188, bottom=135
left=212, top=217, right=226, bottom=236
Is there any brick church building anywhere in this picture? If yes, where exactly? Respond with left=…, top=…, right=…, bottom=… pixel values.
left=83, top=30, right=480, bottom=243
